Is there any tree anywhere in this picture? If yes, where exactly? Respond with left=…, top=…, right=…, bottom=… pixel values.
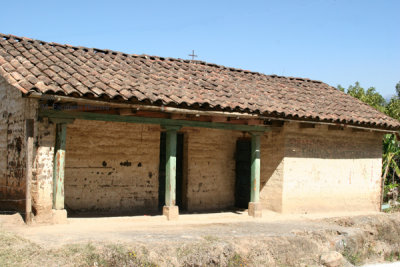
left=339, top=82, right=386, bottom=112
left=382, top=134, right=400, bottom=204
left=386, top=97, right=400, bottom=121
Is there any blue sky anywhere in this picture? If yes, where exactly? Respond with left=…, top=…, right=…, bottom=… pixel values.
left=1, top=0, right=399, bottom=99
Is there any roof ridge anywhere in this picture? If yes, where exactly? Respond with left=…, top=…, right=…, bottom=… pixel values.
left=0, top=32, right=323, bottom=84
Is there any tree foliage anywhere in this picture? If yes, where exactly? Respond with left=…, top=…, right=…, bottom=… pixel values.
left=385, top=97, right=400, bottom=121
left=339, top=82, right=386, bottom=112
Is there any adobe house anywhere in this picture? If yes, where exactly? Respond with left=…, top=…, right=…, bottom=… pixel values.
left=0, top=33, right=399, bottom=223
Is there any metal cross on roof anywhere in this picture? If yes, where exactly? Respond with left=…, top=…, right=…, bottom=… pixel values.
left=188, top=50, right=198, bottom=60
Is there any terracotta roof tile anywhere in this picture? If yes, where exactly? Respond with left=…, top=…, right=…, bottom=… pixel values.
left=0, top=33, right=399, bottom=129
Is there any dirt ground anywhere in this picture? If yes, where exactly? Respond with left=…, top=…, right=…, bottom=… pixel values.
left=1, top=210, right=400, bottom=266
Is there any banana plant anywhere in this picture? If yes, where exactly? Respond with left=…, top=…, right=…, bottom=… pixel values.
left=381, top=134, right=400, bottom=207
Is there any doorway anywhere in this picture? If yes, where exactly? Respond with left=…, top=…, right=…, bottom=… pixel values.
left=158, top=132, right=184, bottom=210
left=235, top=139, right=251, bottom=208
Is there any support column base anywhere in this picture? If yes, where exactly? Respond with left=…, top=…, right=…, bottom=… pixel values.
left=248, top=202, right=262, bottom=218
left=25, top=212, right=34, bottom=225
left=51, top=209, right=68, bottom=224
left=163, top=206, right=179, bottom=221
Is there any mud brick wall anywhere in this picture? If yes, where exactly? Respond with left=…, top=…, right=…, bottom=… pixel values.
left=282, top=122, right=383, bottom=213
left=260, top=128, right=285, bottom=212
left=28, top=116, right=385, bottom=218
left=64, top=120, right=161, bottom=215
left=183, top=127, right=242, bottom=211
left=0, top=77, right=33, bottom=212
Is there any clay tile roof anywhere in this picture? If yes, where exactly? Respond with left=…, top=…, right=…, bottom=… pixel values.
left=0, top=33, right=399, bottom=130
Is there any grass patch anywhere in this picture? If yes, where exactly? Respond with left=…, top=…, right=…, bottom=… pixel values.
left=384, top=251, right=400, bottom=262
left=228, top=252, right=248, bottom=267
left=383, top=205, right=400, bottom=213
left=0, top=231, right=157, bottom=267
left=202, top=235, right=220, bottom=242
left=342, top=246, right=363, bottom=266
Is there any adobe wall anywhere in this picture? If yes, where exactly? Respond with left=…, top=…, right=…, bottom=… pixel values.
left=28, top=115, right=385, bottom=218
left=0, top=77, right=36, bottom=213
left=182, top=127, right=242, bottom=211
left=63, top=124, right=284, bottom=214
left=260, top=127, right=285, bottom=212
left=281, top=122, right=383, bottom=213
left=64, top=120, right=161, bottom=215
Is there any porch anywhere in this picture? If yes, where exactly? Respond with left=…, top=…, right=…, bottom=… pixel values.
left=35, top=104, right=273, bottom=221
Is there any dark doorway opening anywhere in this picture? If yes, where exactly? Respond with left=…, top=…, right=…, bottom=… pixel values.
left=235, top=139, right=251, bottom=209
left=158, top=132, right=184, bottom=211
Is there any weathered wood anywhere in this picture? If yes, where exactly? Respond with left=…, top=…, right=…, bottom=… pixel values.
left=53, top=123, right=67, bottom=210
left=40, top=110, right=271, bottom=132
left=211, top=116, right=227, bottom=123
left=170, top=113, right=187, bottom=120
left=250, top=132, right=261, bottom=202
left=118, top=108, right=135, bottom=116
left=165, top=126, right=180, bottom=207
left=49, top=118, right=75, bottom=124
left=30, top=93, right=260, bottom=119
left=246, top=119, right=264, bottom=125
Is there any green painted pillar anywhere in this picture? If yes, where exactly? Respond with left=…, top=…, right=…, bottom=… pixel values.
left=250, top=132, right=261, bottom=203
left=53, top=123, right=67, bottom=210
left=165, top=126, right=180, bottom=207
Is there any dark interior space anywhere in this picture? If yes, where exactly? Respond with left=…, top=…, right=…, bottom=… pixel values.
left=235, top=139, right=251, bottom=209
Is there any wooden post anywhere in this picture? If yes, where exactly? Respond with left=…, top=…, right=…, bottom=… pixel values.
left=250, top=133, right=261, bottom=202
left=165, top=128, right=177, bottom=206
left=25, top=119, right=34, bottom=223
left=163, top=126, right=180, bottom=220
left=53, top=123, right=67, bottom=210
left=249, top=132, right=262, bottom=217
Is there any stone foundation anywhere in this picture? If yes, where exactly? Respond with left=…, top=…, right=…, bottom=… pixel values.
left=248, top=202, right=262, bottom=217
left=163, top=206, right=179, bottom=221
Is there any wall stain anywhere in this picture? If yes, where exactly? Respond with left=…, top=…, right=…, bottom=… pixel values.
left=120, top=160, right=132, bottom=167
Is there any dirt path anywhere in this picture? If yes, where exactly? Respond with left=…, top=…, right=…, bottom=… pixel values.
left=2, top=210, right=400, bottom=266
left=2, top=210, right=372, bottom=246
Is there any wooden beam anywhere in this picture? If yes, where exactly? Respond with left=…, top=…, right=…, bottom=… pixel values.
left=53, top=123, right=67, bottom=210
left=118, top=108, right=135, bottom=116
left=247, top=119, right=264, bottom=125
left=135, top=111, right=169, bottom=118
left=49, top=118, right=75, bottom=124
left=211, top=116, right=227, bottom=123
left=170, top=113, right=187, bottom=120
left=39, top=110, right=271, bottom=132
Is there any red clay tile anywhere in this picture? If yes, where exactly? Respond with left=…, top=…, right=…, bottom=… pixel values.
left=0, top=33, right=399, bottom=130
